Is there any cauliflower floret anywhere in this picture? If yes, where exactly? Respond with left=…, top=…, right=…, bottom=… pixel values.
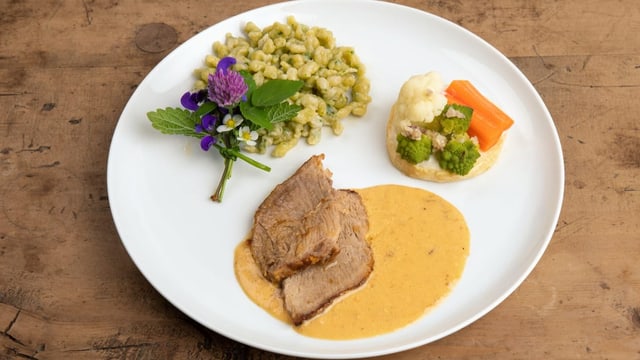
left=392, top=72, right=447, bottom=125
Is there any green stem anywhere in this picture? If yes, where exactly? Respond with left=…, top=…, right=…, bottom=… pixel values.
left=211, top=156, right=234, bottom=202
left=209, top=131, right=270, bottom=202
left=232, top=150, right=271, bottom=172
left=212, top=144, right=271, bottom=172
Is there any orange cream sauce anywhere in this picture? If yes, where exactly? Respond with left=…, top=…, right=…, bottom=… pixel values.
left=234, top=184, right=469, bottom=339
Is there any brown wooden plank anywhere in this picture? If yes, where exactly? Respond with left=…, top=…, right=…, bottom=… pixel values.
left=1, top=0, right=639, bottom=359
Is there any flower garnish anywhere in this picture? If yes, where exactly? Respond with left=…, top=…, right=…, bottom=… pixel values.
left=208, top=57, right=248, bottom=108
left=237, top=126, right=259, bottom=146
left=217, top=114, right=243, bottom=133
left=181, top=90, right=206, bottom=111
left=200, top=135, right=216, bottom=151
left=195, top=113, right=216, bottom=133
left=147, top=56, right=304, bottom=203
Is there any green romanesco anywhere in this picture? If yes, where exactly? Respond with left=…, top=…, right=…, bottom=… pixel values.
left=396, top=134, right=432, bottom=164
left=436, top=138, right=480, bottom=175
left=422, top=104, right=473, bottom=135
left=440, top=104, right=472, bottom=135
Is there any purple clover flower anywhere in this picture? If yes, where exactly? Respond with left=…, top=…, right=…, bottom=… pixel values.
left=207, top=57, right=248, bottom=108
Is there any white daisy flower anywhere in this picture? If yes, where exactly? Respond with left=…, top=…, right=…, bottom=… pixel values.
left=237, top=126, right=259, bottom=146
left=216, top=114, right=243, bottom=133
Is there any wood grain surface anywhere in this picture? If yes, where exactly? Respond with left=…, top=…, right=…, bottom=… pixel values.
left=1, top=0, right=639, bottom=359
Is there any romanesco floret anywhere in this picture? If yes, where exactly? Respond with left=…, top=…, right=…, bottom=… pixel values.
left=440, top=104, right=472, bottom=135
left=396, top=134, right=432, bottom=164
left=436, top=138, right=480, bottom=175
left=420, top=104, right=472, bottom=135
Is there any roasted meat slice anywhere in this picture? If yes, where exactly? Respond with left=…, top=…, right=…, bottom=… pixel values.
left=281, top=190, right=373, bottom=325
left=250, top=154, right=339, bottom=283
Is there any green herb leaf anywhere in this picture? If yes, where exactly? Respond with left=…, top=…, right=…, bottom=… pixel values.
left=195, top=101, right=217, bottom=117
left=239, top=70, right=257, bottom=96
left=266, top=102, right=303, bottom=123
left=147, top=107, right=202, bottom=138
left=239, top=102, right=273, bottom=130
left=251, top=79, right=303, bottom=107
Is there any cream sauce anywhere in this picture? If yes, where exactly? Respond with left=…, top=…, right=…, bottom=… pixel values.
left=234, top=184, right=469, bottom=340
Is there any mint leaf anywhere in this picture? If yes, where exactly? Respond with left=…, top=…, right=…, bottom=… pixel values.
left=266, top=102, right=303, bottom=123
left=239, top=102, right=273, bottom=130
left=239, top=70, right=257, bottom=97
left=251, top=79, right=303, bottom=107
left=147, top=107, right=202, bottom=138
left=195, top=101, right=217, bottom=117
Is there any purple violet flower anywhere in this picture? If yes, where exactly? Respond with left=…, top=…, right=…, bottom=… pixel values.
left=195, top=114, right=217, bottom=133
left=195, top=114, right=218, bottom=151
left=216, top=57, right=236, bottom=74
left=200, top=135, right=216, bottom=151
left=180, top=90, right=206, bottom=111
left=207, top=57, right=248, bottom=108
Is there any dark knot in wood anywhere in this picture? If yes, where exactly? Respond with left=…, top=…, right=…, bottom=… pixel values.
left=135, top=23, right=178, bottom=54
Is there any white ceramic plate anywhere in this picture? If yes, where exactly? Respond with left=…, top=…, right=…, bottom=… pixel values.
left=107, top=0, right=564, bottom=358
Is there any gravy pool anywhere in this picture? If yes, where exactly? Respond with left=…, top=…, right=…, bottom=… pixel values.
left=234, top=184, right=469, bottom=339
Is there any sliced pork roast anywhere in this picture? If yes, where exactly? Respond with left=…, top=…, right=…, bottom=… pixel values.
left=250, top=154, right=341, bottom=283
left=282, top=189, right=373, bottom=325
left=249, top=154, right=374, bottom=325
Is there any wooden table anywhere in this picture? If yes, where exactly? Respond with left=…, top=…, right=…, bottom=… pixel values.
left=1, top=0, right=638, bottom=359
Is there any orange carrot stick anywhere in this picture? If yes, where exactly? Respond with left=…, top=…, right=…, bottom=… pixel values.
left=445, top=92, right=500, bottom=151
left=467, top=110, right=503, bottom=151
left=446, top=80, right=514, bottom=131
